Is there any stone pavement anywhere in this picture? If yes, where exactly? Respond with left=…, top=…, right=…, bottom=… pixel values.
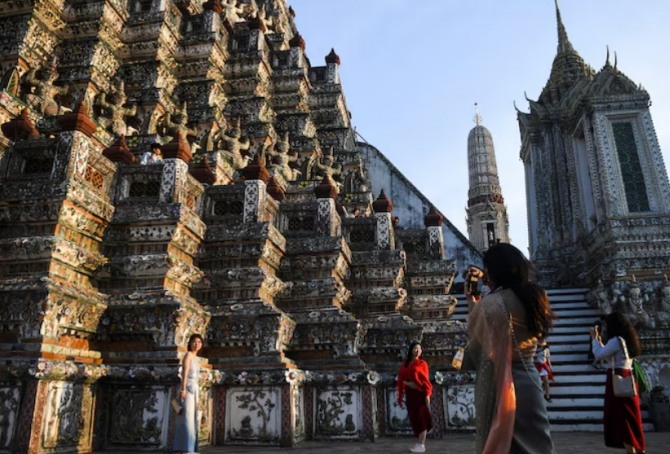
left=191, top=432, right=670, bottom=454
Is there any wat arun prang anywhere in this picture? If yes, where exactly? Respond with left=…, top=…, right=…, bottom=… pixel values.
left=0, top=1, right=475, bottom=452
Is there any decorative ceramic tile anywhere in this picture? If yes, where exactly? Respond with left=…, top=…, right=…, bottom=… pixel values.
left=314, top=386, right=361, bottom=439
left=445, top=385, right=475, bottom=430
left=226, top=386, right=282, bottom=444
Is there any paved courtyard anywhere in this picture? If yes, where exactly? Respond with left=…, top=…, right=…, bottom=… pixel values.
left=189, top=431, right=669, bottom=454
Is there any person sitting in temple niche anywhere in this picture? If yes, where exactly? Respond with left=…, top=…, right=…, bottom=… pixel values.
left=94, top=80, right=138, bottom=136
left=140, top=143, right=163, bottom=165
left=266, top=131, right=300, bottom=181
left=22, top=61, right=70, bottom=116
left=157, top=102, right=200, bottom=152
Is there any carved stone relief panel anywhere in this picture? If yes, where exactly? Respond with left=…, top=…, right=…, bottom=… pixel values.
left=41, top=381, right=94, bottom=450
left=314, top=386, right=361, bottom=439
left=108, top=386, right=168, bottom=449
left=226, top=386, right=282, bottom=444
left=0, top=386, right=20, bottom=450
left=384, top=387, right=410, bottom=435
left=445, top=384, right=475, bottom=430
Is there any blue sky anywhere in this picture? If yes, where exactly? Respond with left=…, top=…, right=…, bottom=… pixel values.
left=288, top=0, right=670, bottom=255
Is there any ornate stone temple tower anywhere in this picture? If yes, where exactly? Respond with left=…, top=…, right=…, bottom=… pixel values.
left=518, top=2, right=670, bottom=293
left=0, top=1, right=471, bottom=453
left=514, top=0, right=670, bottom=413
left=466, top=107, right=510, bottom=252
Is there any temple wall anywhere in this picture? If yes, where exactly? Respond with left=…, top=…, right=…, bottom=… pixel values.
left=359, top=142, right=482, bottom=276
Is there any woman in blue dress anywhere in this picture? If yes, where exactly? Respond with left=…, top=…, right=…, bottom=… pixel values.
left=174, top=334, right=203, bottom=453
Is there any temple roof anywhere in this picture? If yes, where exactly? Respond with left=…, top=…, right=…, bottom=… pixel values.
left=538, top=0, right=594, bottom=107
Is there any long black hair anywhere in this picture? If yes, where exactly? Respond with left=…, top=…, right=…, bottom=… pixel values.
left=404, top=341, right=421, bottom=367
left=483, top=243, right=554, bottom=337
left=605, top=312, right=641, bottom=357
left=187, top=333, right=203, bottom=352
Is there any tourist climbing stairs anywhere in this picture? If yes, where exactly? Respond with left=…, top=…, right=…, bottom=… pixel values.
left=451, top=288, right=654, bottom=432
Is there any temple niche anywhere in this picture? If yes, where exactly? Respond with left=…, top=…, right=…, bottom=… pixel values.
left=0, top=1, right=470, bottom=452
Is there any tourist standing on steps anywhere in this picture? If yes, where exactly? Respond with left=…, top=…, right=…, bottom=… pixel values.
left=534, top=340, right=554, bottom=402
left=590, top=312, right=646, bottom=454
left=174, top=333, right=203, bottom=454
left=397, top=342, right=433, bottom=453
left=465, top=243, right=556, bottom=454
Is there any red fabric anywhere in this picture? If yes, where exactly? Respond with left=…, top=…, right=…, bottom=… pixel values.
left=397, top=359, right=433, bottom=404
left=604, top=368, right=645, bottom=452
left=397, top=359, right=433, bottom=436
left=404, top=387, right=433, bottom=436
left=534, top=361, right=554, bottom=380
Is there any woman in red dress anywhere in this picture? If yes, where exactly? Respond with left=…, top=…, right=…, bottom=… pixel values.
left=590, top=312, right=646, bottom=454
left=397, top=342, right=433, bottom=453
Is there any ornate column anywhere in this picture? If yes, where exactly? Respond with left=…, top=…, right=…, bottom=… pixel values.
left=372, top=189, right=394, bottom=250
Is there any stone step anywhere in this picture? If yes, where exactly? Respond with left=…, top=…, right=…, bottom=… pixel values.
left=553, top=341, right=591, bottom=350
left=552, top=308, right=601, bottom=317
left=552, top=364, right=606, bottom=374
left=550, top=325, right=595, bottom=334
left=545, top=396, right=604, bottom=407
left=552, top=316, right=603, bottom=326
left=550, top=422, right=654, bottom=432
left=549, top=374, right=606, bottom=384
left=549, top=409, right=604, bottom=420
left=550, top=423, right=602, bottom=432
left=548, top=297, right=590, bottom=303
left=548, top=352, right=593, bottom=362
left=546, top=332, right=590, bottom=342
left=546, top=288, right=589, bottom=295
left=550, top=385, right=604, bottom=395
left=549, top=301, right=593, bottom=310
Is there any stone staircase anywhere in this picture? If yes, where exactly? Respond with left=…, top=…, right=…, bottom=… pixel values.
left=451, top=288, right=654, bottom=432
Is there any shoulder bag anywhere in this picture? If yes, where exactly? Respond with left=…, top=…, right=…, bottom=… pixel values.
left=611, top=337, right=636, bottom=398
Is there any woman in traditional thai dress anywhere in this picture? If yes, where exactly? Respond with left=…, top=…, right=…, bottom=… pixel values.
left=534, top=340, right=554, bottom=402
left=174, top=334, right=203, bottom=454
left=466, top=243, right=555, bottom=454
left=590, top=312, right=645, bottom=454
left=397, top=342, right=433, bottom=453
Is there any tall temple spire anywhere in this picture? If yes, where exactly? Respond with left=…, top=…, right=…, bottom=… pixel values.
left=465, top=110, right=510, bottom=252
left=538, top=0, right=592, bottom=106
left=554, top=0, right=574, bottom=54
